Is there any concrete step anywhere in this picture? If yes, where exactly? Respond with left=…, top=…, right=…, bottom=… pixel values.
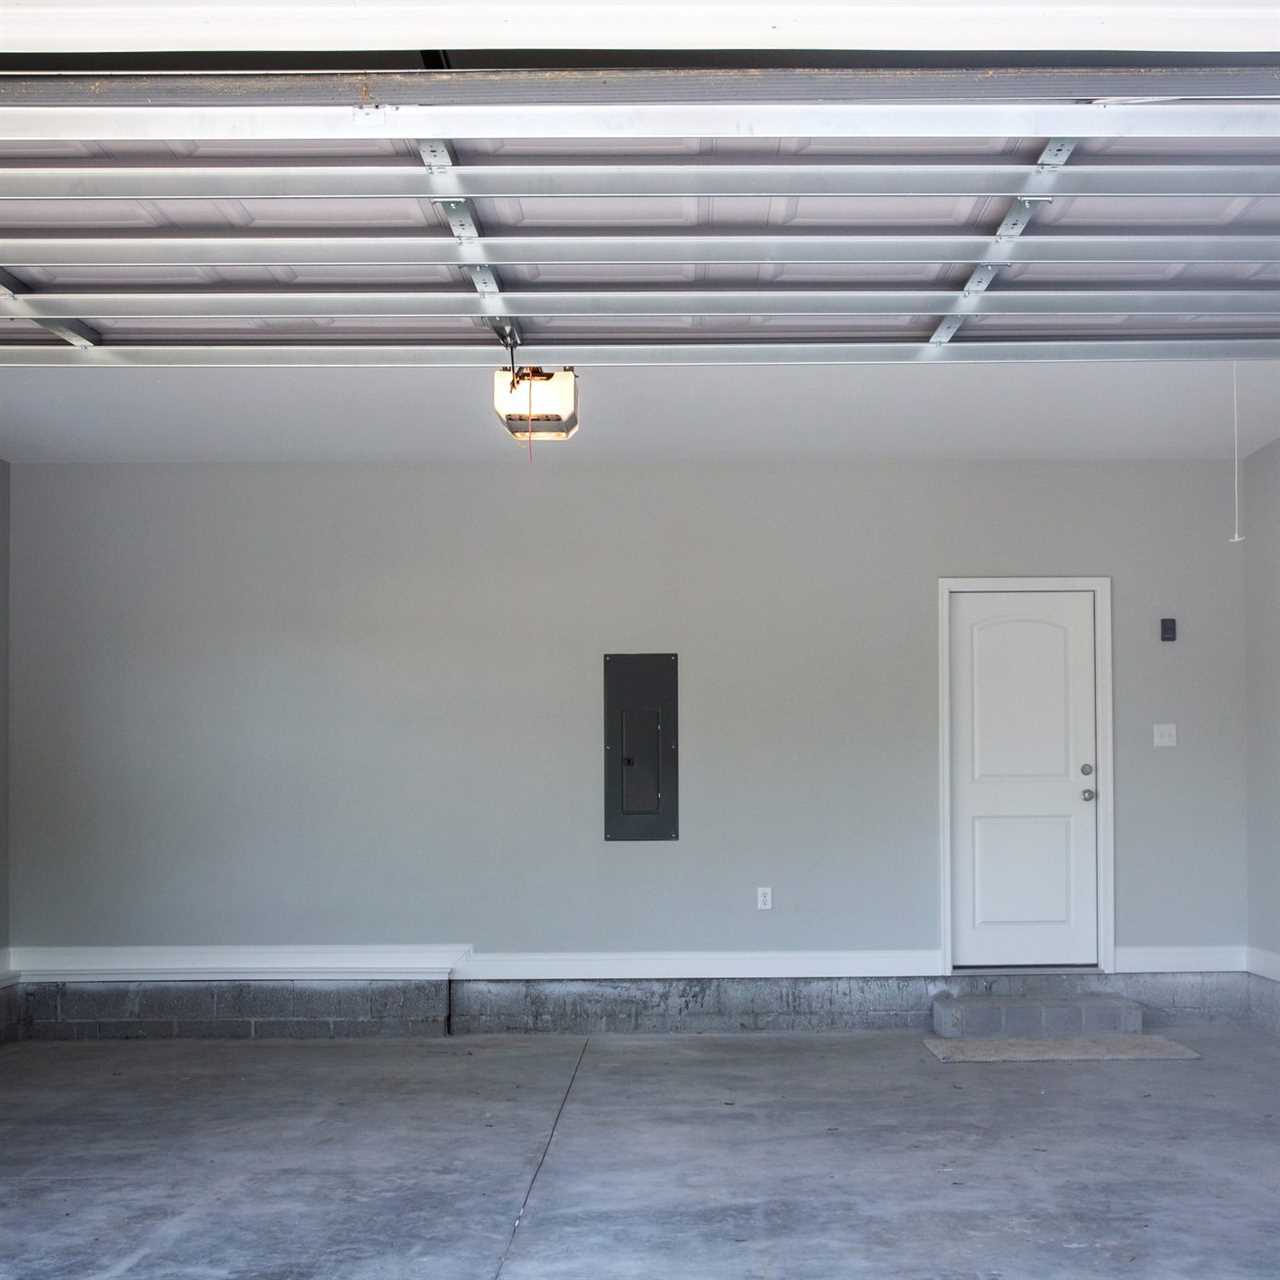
left=932, top=993, right=1144, bottom=1039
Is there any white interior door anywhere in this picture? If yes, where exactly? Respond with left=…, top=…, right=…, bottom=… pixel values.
left=950, top=590, right=1099, bottom=967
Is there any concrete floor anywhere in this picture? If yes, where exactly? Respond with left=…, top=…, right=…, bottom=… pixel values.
left=2, top=1026, right=1278, bottom=1280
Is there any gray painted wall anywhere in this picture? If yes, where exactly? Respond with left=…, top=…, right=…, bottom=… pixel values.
left=1245, top=440, right=1280, bottom=957
left=8, top=461, right=1247, bottom=952
left=0, top=462, right=7, bottom=954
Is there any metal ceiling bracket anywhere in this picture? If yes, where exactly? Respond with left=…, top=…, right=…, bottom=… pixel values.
left=415, top=140, right=454, bottom=173
left=0, top=267, right=98, bottom=349
left=994, top=196, right=1054, bottom=241
left=1037, top=139, right=1077, bottom=168
left=418, top=141, right=521, bottom=349
left=930, top=140, right=1076, bottom=346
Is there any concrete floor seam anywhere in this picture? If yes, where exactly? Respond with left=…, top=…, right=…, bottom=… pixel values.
left=492, top=1035, right=591, bottom=1280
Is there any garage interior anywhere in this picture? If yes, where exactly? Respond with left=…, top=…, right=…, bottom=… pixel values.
left=2, top=4, right=1280, bottom=1277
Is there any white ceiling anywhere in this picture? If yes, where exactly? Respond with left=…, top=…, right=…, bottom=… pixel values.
left=1, top=358, right=1275, bottom=462
left=5, top=134, right=1280, bottom=349
left=3, top=105, right=1279, bottom=461
left=4, top=1, right=1277, bottom=54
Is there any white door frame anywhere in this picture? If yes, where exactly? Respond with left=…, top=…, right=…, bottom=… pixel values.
left=938, top=577, right=1115, bottom=974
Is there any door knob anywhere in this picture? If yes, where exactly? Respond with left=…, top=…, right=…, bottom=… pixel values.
left=1082, top=789, right=1096, bottom=802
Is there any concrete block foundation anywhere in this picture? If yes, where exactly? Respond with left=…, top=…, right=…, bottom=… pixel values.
left=0, top=983, right=21, bottom=1045
left=450, top=971, right=1250, bottom=1035
left=931, top=993, right=1144, bottom=1038
left=1, top=971, right=1275, bottom=1043
left=1248, top=972, right=1280, bottom=1037
left=17, top=979, right=449, bottom=1041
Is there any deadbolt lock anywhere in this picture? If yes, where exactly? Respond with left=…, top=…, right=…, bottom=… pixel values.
left=1081, top=764, right=1094, bottom=775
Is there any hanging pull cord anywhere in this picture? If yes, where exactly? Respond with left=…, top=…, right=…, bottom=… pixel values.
left=1230, top=361, right=1245, bottom=544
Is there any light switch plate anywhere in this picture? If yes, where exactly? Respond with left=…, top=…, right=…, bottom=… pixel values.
left=1153, top=723, right=1177, bottom=748
left=757, top=887, right=773, bottom=911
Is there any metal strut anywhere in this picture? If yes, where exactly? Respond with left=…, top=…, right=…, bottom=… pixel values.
left=418, top=139, right=522, bottom=350
left=930, top=139, right=1077, bottom=346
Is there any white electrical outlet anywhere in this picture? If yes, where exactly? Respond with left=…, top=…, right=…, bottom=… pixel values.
left=757, top=886, right=773, bottom=911
left=1153, top=723, right=1177, bottom=748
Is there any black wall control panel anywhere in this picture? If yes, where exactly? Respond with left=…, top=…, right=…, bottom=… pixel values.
left=604, top=654, right=678, bottom=841
left=1161, top=618, right=1177, bottom=642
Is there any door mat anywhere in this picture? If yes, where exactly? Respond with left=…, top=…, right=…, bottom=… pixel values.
left=924, top=1035, right=1199, bottom=1063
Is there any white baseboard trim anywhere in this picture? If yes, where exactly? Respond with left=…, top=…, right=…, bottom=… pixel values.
left=1114, top=945, right=1247, bottom=974
left=10, top=944, right=473, bottom=982
left=452, top=949, right=946, bottom=980
left=5, top=943, right=1269, bottom=984
left=1246, top=947, right=1280, bottom=983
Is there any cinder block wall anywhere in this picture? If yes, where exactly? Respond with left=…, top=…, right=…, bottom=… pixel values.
left=9, top=971, right=1255, bottom=1040
left=18, top=979, right=449, bottom=1041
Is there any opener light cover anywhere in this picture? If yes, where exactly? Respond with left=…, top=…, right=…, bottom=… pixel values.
left=493, top=366, right=579, bottom=441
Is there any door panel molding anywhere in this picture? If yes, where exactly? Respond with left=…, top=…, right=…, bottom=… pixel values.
left=939, top=577, right=1114, bottom=973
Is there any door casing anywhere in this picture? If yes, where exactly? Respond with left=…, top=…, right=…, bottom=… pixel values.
left=938, top=577, right=1115, bottom=974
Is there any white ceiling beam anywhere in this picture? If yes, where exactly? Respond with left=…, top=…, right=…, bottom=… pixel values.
left=4, top=233, right=1278, bottom=268
left=7, top=163, right=1280, bottom=201
left=3, top=102, right=1280, bottom=142
left=3, top=339, right=1280, bottom=368
left=9, top=289, right=1280, bottom=319
left=2, top=2, right=1276, bottom=54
